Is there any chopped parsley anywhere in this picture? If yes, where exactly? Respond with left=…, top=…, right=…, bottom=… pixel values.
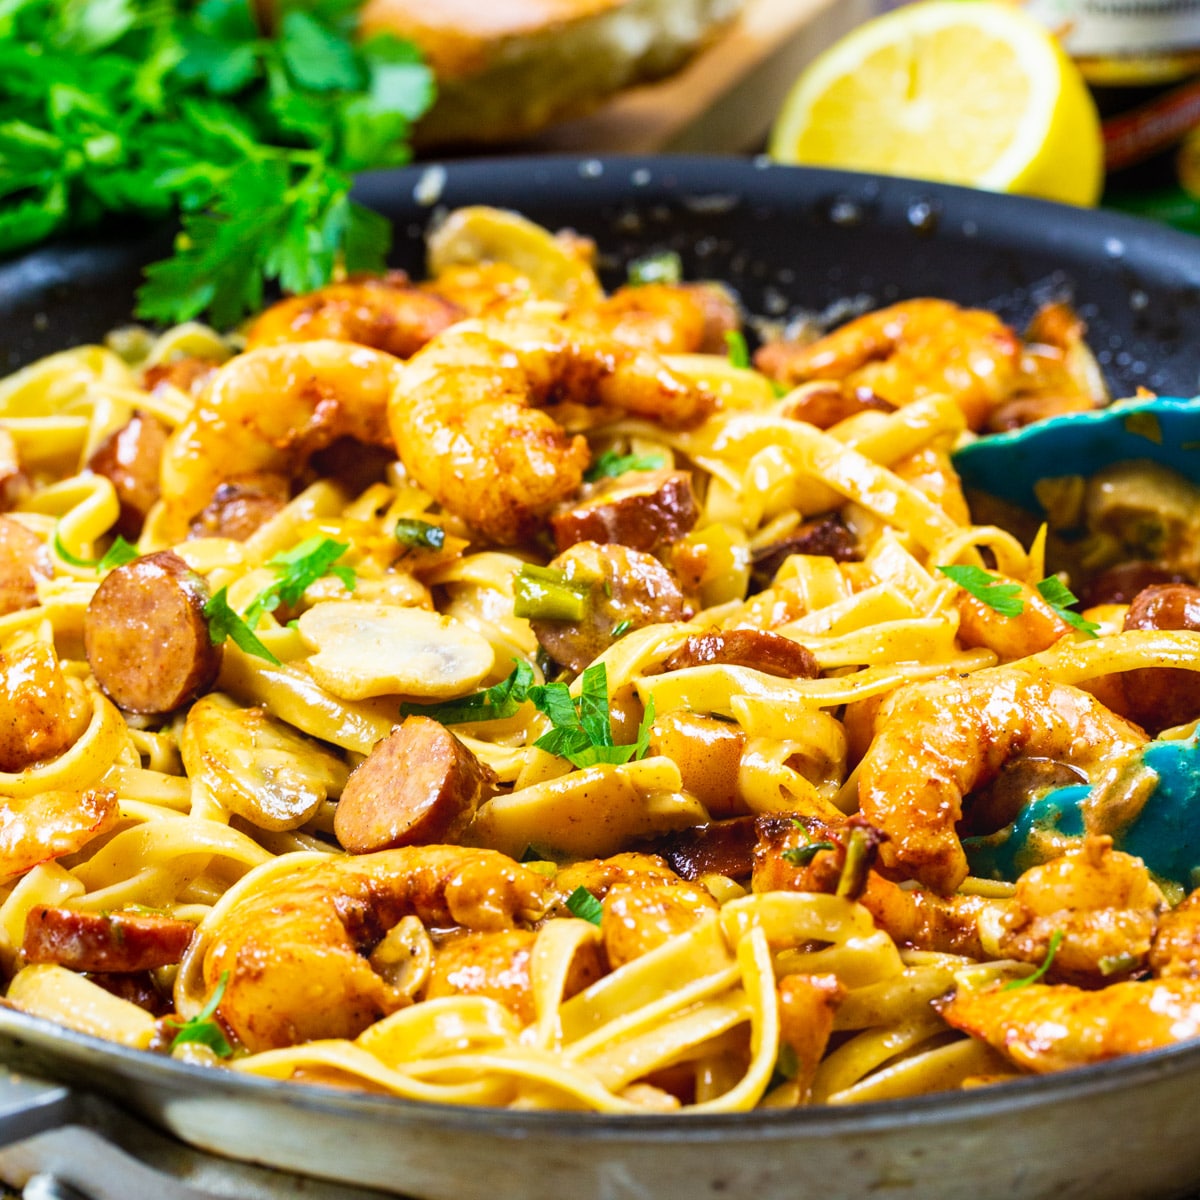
left=400, top=660, right=535, bottom=724
left=583, top=449, right=667, bottom=483
left=393, top=518, right=446, bottom=551
left=937, top=564, right=1024, bottom=617
left=565, top=886, right=603, bottom=926
left=781, top=841, right=835, bottom=867
left=166, top=970, right=233, bottom=1057
left=528, top=662, right=655, bottom=769
left=204, top=586, right=280, bottom=665
left=53, top=531, right=140, bottom=571
left=725, top=329, right=751, bottom=369
left=938, top=564, right=1098, bottom=637
left=243, top=535, right=354, bottom=629
left=1035, top=576, right=1100, bottom=637
left=1002, top=929, right=1064, bottom=991
left=1, top=1, right=435, bottom=326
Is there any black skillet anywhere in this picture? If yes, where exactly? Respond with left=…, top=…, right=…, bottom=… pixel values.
left=3, top=156, right=1200, bottom=1200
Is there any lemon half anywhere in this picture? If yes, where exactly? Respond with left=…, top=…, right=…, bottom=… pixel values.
left=768, top=1, right=1104, bottom=206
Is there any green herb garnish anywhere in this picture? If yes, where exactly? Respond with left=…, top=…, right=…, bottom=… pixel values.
left=937, top=564, right=1025, bottom=617
left=781, top=841, right=835, bottom=867
left=610, top=619, right=633, bottom=640
left=1002, top=929, right=1064, bottom=991
left=394, top=518, right=446, bottom=551
left=243, top=535, right=354, bottom=628
left=204, top=585, right=280, bottom=665
left=528, top=662, right=655, bottom=769
left=166, top=970, right=233, bottom=1056
left=53, top=531, right=140, bottom=571
left=1, top=1, right=435, bottom=327
left=725, top=329, right=751, bottom=369
left=400, top=659, right=535, bottom=724
left=1035, top=576, right=1100, bottom=637
left=583, top=449, right=667, bottom=483
left=626, top=250, right=682, bottom=287
left=565, top=886, right=603, bottom=926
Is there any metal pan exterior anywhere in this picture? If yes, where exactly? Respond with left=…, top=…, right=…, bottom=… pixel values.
left=4, top=157, right=1200, bottom=1199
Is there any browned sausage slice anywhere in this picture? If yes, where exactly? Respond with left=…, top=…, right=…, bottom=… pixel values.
left=779, top=382, right=895, bottom=429
left=83, top=550, right=221, bottom=713
left=664, top=629, right=819, bottom=679
left=142, top=356, right=219, bottom=396
left=551, top=469, right=698, bottom=554
left=1120, top=584, right=1200, bottom=732
left=334, top=715, right=496, bottom=854
left=531, top=541, right=687, bottom=673
left=0, top=516, right=50, bottom=617
left=87, top=410, right=171, bottom=539
left=22, top=907, right=194, bottom=973
left=750, top=514, right=859, bottom=588
left=188, top=476, right=289, bottom=542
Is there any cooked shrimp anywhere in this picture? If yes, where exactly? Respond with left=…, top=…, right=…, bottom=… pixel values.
left=158, top=340, right=403, bottom=532
left=858, top=671, right=1147, bottom=893
left=426, top=928, right=605, bottom=1024
left=205, top=846, right=547, bottom=1052
left=978, top=837, right=1163, bottom=985
left=943, top=869, right=1200, bottom=1072
left=244, top=273, right=463, bottom=357
left=777, top=974, right=844, bottom=1102
left=389, top=319, right=714, bottom=545
left=940, top=977, right=1200, bottom=1073
left=0, top=635, right=89, bottom=773
left=755, top=299, right=1020, bottom=431
left=601, top=882, right=719, bottom=968
left=575, top=283, right=740, bottom=354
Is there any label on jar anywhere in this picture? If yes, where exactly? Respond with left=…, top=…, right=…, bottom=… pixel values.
left=1026, top=0, right=1200, bottom=58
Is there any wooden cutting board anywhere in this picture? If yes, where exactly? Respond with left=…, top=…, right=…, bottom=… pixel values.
left=527, top=0, right=876, bottom=154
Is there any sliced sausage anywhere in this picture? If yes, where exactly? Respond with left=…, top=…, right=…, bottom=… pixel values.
left=640, top=817, right=759, bottom=882
left=531, top=541, right=687, bottom=673
left=83, top=550, right=221, bottom=713
left=1119, top=584, right=1200, bottom=732
left=87, top=410, right=171, bottom=539
left=0, top=516, right=51, bottom=617
left=189, top=476, right=289, bottom=541
left=664, top=629, right=819, bottom=679
left=1082, top=561, right=1191, bottom=608
left=22, top=907, right=194, bottom=973
left=779, top=382, right=895, bottom=429
left=552, top=469, right=697, bottom=554
left=89, top=971, right=173, bottom=1016
left=334, top=715, right=496, bottom=854
left=750, top=514, right=859, bottom=587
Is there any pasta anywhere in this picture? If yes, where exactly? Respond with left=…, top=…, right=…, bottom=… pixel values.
left=3, top=204, right=1200, bottom=1115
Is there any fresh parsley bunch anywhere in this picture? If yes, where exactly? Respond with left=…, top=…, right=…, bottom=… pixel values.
left=0, top=0, right=434, bottom=326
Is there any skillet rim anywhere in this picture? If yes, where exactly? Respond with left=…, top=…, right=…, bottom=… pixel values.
left=4, top=154, right=1200, bottom=1144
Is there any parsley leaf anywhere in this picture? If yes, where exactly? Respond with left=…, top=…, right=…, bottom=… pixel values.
left=394, top=518, right=446, bottom=551
left=400, top=660, right=535, bottom=725
left=1002, top=929, right=1064, bottom=991
left=243, top=535, right=354, bottom=628
left=781, top=841, right=835, bottom=867
left=204, top=586, right=280, bottom=665
left=528, top=662, right=655, bottom=769
left=937, top=564, right=1025, bottom=618
left=53, top=531, right=139, bottom=571
left=0, top=0, right=434, bottom=326
left=1035, top=576, right=1100, bottom=638
left=166, top=970, right=233, bottom=1056
left=583, top=448, right=667, bottom=483
left=725, top=329, right=751, bottom=369
left=565, top=886, right=603, bottom=926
